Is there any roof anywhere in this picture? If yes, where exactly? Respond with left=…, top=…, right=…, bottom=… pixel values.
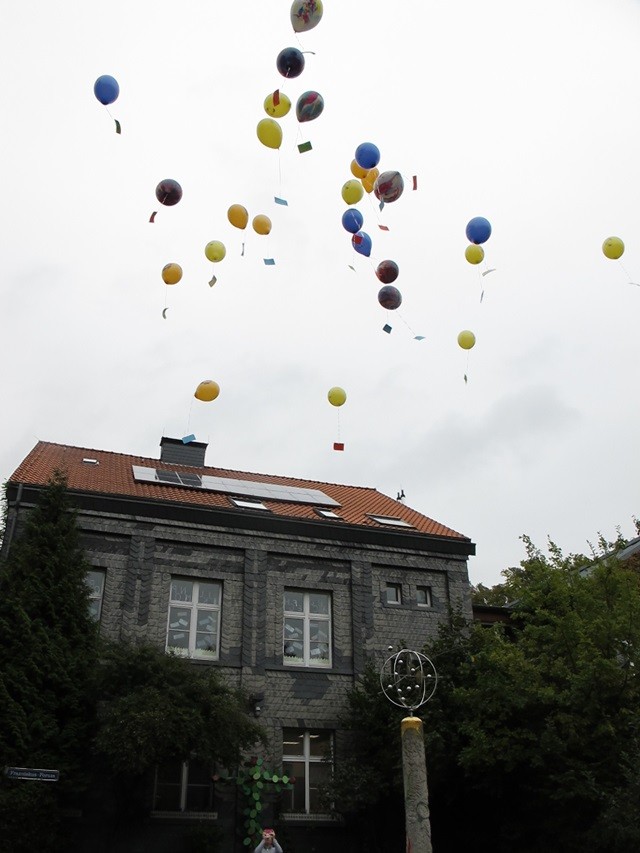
left=8, top=440, right=472, bottom=545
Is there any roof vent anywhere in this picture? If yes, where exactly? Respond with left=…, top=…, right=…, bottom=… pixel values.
left=159, top=436, right=208, bottom=468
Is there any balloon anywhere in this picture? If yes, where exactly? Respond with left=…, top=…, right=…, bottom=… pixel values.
left=376, top=260, right=399, bottom=284
left=257, top=118, right=282, bottom=150
left=350, top=159, right=368, bottom=179
left=361, top=168, right=379, bottom=194
left=378, top=285, right=402, bottom=310
left=355, top=142, right=380, bottom=170
left=374, top=171, right=404, bottom=203
left=602, top=236, right=624, bottom=260
left=291, top=0, right=323, bottom=33
left=342, top=179, right=364, bottom=205
left=205, top=241, right=226, bottom=262
left=457, top=330, right=476, bottom=350
left=253, top=215, right=272, bottom=235
left=264, top=91, right=291, bottom=118
left=296, top=91, right=324, bottom=122
left=352, top=231, right=372, bottom=257
left=162, top=263, right=182, bottom=285
left=342, top=208, right=364, bottom=234
left=465, top=245, right=484, bottom=265
left=466, top=216, right=491, bottom=245
left=94, top=75, right=119, bottom=105
left=228, top=204, right=249, bottom=230
left=276, top=47, right=305, bottom=79
left=195, top=380, right=220, bottom=402
left=156, top=179, right=182, bottom=206
left=327, top=386, right=346, bottom=407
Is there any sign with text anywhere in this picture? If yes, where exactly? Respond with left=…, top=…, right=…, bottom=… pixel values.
left=4, top=766, right=59, bottom=782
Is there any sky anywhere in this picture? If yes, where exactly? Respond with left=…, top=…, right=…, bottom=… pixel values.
left=1, top=0, right=639, bottom=589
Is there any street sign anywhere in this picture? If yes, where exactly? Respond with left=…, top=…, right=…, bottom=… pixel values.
left=4, top=766, right=59, bottom=782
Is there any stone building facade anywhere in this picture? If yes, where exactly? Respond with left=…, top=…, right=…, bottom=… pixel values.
left=4, top=437, right=475, bottom=853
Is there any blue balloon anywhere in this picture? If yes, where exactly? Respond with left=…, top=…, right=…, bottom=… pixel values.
left=352, top=231, right=372, bottom=257
left=342, top=208, right=364, bottom=234
left=465, top=216, right=492, bottom=245
left=355, top=142, right=380, bottom=170
left=94, top=75, right=120, bottom=106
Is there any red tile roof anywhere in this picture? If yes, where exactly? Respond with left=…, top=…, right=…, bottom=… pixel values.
left=9, top=441, right=470, bottom=542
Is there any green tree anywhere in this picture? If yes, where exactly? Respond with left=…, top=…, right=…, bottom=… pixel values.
left=0, top=473, right=99, bottom=853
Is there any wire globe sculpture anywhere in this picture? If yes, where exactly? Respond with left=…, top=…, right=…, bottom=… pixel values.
left=380, top=647, right=438, bottom=713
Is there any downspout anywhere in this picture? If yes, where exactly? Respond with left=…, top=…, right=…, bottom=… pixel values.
left=4, top=482, right=24, bottom=557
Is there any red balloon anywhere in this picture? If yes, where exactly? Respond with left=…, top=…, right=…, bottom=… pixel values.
left=156, top=179, right=183, bottom=206
left=378, top=285, right=402, bottom=310
left=376, top=260, right=399, bottom=284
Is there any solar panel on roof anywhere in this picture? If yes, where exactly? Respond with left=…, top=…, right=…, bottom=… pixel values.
left=131, top=465, right=340, bottom=507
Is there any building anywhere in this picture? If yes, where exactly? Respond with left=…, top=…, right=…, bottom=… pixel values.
left=3, top=437, right=476, bottom=853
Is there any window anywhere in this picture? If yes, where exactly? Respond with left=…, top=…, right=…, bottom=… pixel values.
left=230, top=497, right=270, bottom=510
left=166, top=578, right=221, bottom=659
left=154, top=758, right=214, bottom=812
left=86, top=570, right=105, bottom=621
left=314, top=508, right=343, bottom=520
left=283, top=590, right=331, bottom=667
left=282, top=729, right=332, bottom=814
left=368, top=515, right=415, bottom=528
left=386, top=582, right=402, bottom=605
left=417, top=586, right=432, bottom=607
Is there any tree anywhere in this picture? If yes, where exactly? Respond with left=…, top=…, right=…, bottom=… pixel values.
left=0, top=473, right=99, bottom=853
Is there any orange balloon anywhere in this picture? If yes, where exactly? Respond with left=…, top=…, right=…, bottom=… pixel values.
left=362, top=168, right=379, bottom=194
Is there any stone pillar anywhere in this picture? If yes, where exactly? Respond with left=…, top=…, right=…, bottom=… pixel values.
left=400, top=716, right=432, bottom=853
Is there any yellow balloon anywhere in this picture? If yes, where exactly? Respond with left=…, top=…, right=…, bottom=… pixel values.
left=194, top=380, right=220, bottom=402
left=252, top=214, right=272, bottom=235
left=263, top=91, right=291, bottom=118
left=342, top=180, right=364, bottom=206
left=350, top=159, right=368, bottom=179
left=602, top=236, right=624, bottom=260
left=327, top=386, right=347, bottom=407
left=161, top=263, right=182, bottom=285
left=257, top=118, right=282, bottom=150
left=457, top=330, right=476, bottom=350
left=361, top=168, right=379, bottom=194
left=205, top=241, right=226, bottom=263
left=227, top=204, right=248, bottom=230
left=465, top=245, right=484, bottom=265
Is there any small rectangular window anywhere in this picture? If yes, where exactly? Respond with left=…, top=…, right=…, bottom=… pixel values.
left=230, top=497, right=270, bottom=510
left=154, top=759, right=214, bottom=812
left=386, top=582, right=402, bottom=605
left=417, top=586, right=432, bottom=607
left=369, top=515, right=415, bottom=528
left=86, top=570, right=105, bottom=621
left=283, top=590, right=332, bottom=667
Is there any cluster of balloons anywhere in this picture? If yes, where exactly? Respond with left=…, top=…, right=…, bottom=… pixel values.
left=464, top=216, right=492, bottom=265
left=228, top=204, right=272, bottom=235
left=257, top=2, right=325, bottom=150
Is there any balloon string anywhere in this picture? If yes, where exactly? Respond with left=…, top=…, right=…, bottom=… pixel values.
left=617, top=259, right=638, bottom=284
left=186, top=397, right=194, bottom=435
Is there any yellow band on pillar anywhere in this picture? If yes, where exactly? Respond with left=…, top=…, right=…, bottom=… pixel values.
left=401, top=716, right=423, bottom=733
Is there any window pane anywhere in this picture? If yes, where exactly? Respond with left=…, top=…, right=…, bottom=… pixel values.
left=171, top=580, right=193, bottom=602
left=282, top=761, right=305, bottom=812
left=186, top=760, right=213, bottom=811
left=308, top=731, right=332, bottom=758
left=168, top=607, right=191, bottom=650
left=308, top=593, right=329, bottom=615
left=386, top=583, right=401, bottom=604
left=283, top=618, right=304, bottom=661
left=86, top=570, right=104, bottom=597
left=417, top=586, right=432, bottom=606
left=282, top=729, right=305, bottom=757
left=309, top=762, right=332, bottom=811
left=155, top=760, right=183, bottom=811
left=284, top=590, right=304, bottom=612
left=198, top=581, right=220, bottom=605
left=89, top=599, right=101, bottom=621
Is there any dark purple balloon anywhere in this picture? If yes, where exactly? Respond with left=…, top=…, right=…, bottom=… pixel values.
left=276, top=47, right=305, bottom=78
left=378, top=285, right=402, bottom=310
left=376, top=260, right=399, bottom=284
left=156, top=179, right=183, bottom=206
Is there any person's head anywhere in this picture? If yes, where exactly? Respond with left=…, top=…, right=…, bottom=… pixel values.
left=263, top=829, right=275, bottom=847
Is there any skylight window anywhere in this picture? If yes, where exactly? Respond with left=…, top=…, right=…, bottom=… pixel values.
left=368, top=515, right=415, bottom=528
left=230, top=497, right=270, bottom=511
left=82, top=458, right=99, bottom=465
left=314, top=508, right=343, bottom=520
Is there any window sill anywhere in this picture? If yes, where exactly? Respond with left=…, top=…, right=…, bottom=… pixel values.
left=150, top=811, right=218, bottom=820
left=280, top=813, right=340, bottom=824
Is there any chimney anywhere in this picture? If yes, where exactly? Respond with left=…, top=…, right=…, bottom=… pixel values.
left=159, top=436, right=208, bottom=468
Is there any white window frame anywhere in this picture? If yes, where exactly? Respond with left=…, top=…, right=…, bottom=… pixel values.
left=386, top=582, right=402, bottom=605
left=417, top=585, right=433, bottom=607
left=282, top=729, right=333, bottom=815
left=86, top=569, right=105, bottom=621
left=166, top=578, right=222, bottom=660
left=283, top=590, right=332, bottom=668
left=153, top=759, right=215, bottom=814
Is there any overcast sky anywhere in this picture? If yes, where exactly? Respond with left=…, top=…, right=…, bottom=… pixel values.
left=2, top=0, right=638, bottom=588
